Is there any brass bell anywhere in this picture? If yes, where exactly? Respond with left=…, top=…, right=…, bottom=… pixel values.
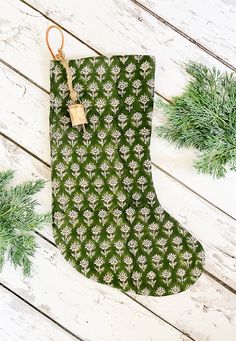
left=68, top=103, right=88, bottom=129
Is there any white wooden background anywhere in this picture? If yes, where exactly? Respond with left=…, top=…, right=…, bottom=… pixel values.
left=0, top=1, right=236, bottom=340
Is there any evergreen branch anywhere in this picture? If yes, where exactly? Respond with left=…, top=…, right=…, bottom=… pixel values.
left=0, top=170, right=51, bottom=275
left=9, top=235, right=37, bottom=276
left=0, top=169, right=14, bottom=191
left=156, top=61, right=236, bottom=178
left=9, top=179, right=47, bottom=198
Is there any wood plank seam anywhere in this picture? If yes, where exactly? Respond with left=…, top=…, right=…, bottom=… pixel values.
left=131, top=0, right=236, bottom=72
left=0, top=58, right=49, bottom=95
left=152, top=162, right=236, bottom=222
left=0, top=129, right=50, bottom=168
left=20, top=0, right=102, bottom=56
left=202, top=269, right=236, bottom=295
left=20, top=0, right=236, bottom=74
left=0, top=282, right=82, bottom=341
left=124, top=293, right=195, bottom=340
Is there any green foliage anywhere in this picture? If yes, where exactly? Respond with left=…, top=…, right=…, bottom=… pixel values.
left=0, top=170, right=51, bottom=275
left=156, top=61, right=236, bottom=178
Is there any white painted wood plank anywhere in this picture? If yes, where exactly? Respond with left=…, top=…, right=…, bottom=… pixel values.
left=0, top=286, right=77, bottom=341
left=0, top=130, right=236, bottom=341
left=1, top=0, right=236, bottom=219
left=137, top=0, right=236, bottom=68
left=0, top=0, right=231, bottom=100
left=132, top=275, right=236, bottom=341
left=0, top=0, right=96, bottom=93
left=0, top=64, right=50, bottom=164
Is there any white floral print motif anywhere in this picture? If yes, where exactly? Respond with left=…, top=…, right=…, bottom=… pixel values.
left=50, top=55, right=205, bottom=297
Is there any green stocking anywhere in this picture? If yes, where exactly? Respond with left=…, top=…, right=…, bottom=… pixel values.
left=49, top=54, right=205, bottom=296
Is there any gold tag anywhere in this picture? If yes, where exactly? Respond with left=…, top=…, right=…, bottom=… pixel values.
left=68, top=103, right=88, bottom=127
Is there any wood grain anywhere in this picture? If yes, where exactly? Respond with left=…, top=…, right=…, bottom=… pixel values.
left=0, top=286, right=78, bottom=341
left=135, top=0, right=236, bottom=69
left=1, top=0, right=231, bottom=99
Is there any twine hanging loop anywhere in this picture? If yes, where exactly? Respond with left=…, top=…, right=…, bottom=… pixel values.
left=46, top=25, right=87, bottom=131
left=46, top=25, right=64, bottom=61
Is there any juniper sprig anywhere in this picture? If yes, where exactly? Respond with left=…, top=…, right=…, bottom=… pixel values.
left=0, top=170, right=51, bottom=275
left=156, top=61, right=236, bottom=178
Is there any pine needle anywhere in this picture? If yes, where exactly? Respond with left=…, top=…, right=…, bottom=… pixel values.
left=156, top=61, right=236, bottom=178
left=0, top=170, right=51, bottom=275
